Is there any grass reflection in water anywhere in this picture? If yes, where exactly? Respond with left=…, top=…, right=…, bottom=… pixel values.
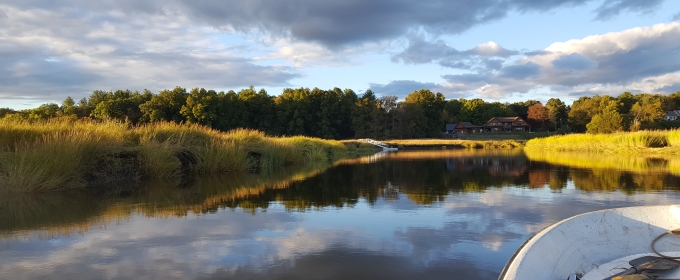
left=4, top=149, right=680, bottom=240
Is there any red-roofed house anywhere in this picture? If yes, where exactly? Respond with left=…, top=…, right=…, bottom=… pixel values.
left=483, top=117, right=531, bottom=133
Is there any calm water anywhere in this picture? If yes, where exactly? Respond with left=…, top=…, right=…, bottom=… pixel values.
left=3, top=150, right=680, bottom=280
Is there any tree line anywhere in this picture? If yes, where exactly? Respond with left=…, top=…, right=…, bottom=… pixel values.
left=2, top=87, right=680, bottom=138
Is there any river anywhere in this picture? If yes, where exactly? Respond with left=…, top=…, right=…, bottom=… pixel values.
left=2, top=150, right=680, bottom=280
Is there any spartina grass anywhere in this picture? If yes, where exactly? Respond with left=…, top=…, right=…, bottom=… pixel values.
left=0, top=119, right=349, bottom=192
left=0, top=132, right=90, bottom=192
left=525, top=130, right=674, bottom=153
left=137, top=141, right=182, bottom=179
left=195, top=139, right=251, bottom=174
left=668, top=129, right=680, bottom=147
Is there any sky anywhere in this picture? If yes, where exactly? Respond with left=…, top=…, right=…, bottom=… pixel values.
left=1, top=0, right=680, bottom=110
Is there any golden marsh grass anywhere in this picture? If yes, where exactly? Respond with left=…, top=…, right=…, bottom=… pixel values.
left=525, top=130, right=676, bottom=154
left=0, top=119, right=349, bottom=192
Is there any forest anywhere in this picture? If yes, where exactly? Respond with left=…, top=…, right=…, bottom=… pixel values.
left=2, top=87, right=680, bottom=139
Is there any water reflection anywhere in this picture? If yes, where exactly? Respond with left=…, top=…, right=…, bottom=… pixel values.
left=3, top=150, right=680, bottom=280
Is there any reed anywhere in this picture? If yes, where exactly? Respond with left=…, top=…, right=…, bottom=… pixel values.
left=0, top=119, right=349, bottom=192
left=384, top=139, right=524, bottom=149
left=194, top=139, right=251, bottom=174
left=0, top=129, right=118, bottom=191
left=525, top=130, right=675, bottom=153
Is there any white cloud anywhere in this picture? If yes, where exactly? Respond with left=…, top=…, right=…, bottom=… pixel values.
left=0, top=5, right=299, bottom=107
left=434, top=22, right=680, bottom=100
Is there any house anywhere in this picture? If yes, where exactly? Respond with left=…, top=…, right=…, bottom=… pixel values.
left=483, top=117, right=531, bottom=133
left=445, top=116, right=532, bottom=134
left=666, top=110, right=680, bottom=121
left=445, top=122, right=483, bottom=134
left=452, top=122, right=483, bottom=134
left=445, top=123, right=457, bottom=134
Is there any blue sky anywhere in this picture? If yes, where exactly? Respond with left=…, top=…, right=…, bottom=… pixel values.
left=1, top=0, right=679, bottom=110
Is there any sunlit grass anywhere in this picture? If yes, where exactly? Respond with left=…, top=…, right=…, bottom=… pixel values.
left=383, top=139, right=524, bottom=149
left=524, top=149, right=675, bottom=174
left=0, top=119, right=349, bottom=192
left=525, top=130, right=676, bottom=154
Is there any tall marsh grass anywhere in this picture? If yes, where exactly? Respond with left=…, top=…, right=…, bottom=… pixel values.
left=525, top=130, right=675, bottom=153
left=0, top=119, right=348, bottom=192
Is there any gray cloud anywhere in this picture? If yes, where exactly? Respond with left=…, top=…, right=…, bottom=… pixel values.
left=392, top=36, right=518, bottom=70
left=484, top=59, right=505, bottom=70
left=673, top=12, right=680, bottom=21
left=551, top=53, right=598, bottom=71
left=594, top=0, right=664, bottom=20
left=500, top=63, right=541, bottom=79
left=391, top=37, right=463, bottom=64
left=656, top=83, right=680, bottom=93
left=369, top=80, right=441, bottom=98
left=0, top=0, right=675, bottom=107
left=523, top=50, right=552, bottom=56
left=0, top=5, right=300, bottom=107
left=441, top=73, right=489, bottom=84
left=2, top=0, right=645, bottom=49
left=421, top=23, right=680, bottom=99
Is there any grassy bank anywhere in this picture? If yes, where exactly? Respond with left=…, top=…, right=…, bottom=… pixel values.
left=525, top=130, right=680, bottom=154
left=383, top=139, right=524, bottom=149
left=0, top=119, right=348, bottom=192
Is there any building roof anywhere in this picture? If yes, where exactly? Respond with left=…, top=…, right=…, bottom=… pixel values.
left=667, top=110, right=680, bottom=117
left=495, top=117, right=522, bottom=122
left=456, top=122, right=481, bottom=128
left=484, top=116, right=531, bottom=127
left=445, top=123, right=457, bottom=130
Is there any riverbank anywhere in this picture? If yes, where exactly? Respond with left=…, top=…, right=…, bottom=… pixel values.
left=0, top=119, right=349, bottom=192
left=341, top=139, right=524, bottom=150
left=385, top=139, right=524, bottom=149
left=525, top=130, right=680, bottom=154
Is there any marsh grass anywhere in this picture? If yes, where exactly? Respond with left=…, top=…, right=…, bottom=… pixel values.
left=384, top=139, right=523, bottom=149
left=0, top=120, right=348, bottom=192
left=523, top=149, right=672, bottom=174
left=525, top=130, right=676, bottom=153
left=137, top=141, right=182, bottom=178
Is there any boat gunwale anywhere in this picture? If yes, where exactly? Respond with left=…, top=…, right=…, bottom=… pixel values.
left=498, top=205, right=678, bottom=280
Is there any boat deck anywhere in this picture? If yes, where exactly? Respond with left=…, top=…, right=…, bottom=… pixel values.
left=582, top=253, right=680, bottom=279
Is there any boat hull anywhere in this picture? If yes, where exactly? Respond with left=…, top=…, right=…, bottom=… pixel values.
left=499, top=205, right=680, bottom=280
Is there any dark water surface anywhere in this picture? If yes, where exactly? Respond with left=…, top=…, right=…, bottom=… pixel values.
left=3, top=150, right=680, bottom=280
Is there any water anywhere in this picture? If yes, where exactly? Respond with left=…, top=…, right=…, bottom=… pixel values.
left=3, top=150, right=680, bottom=280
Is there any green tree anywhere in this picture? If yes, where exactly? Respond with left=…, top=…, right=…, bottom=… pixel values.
left=545, top=98, right=567, bottom=130
left=352, top=90, right=383, bottom=138
left=60, top=96, right=77, bottom=116
left=0, top=108, right=17, bottom=118
left=586, top=101, right=623, bottom=134
left=403, top=89, right=446, bottom=137
left=238, top=86, right=276, bottom=133
left=29, top=103, right=60, bottom=120
left=140, top=87, right=188, bottom=123
left=568, top=95, right=619, bottom=132
left=214, top=90, right=247, bottom=131
left=617, top=92, right=636, bottom=114
left=628, top=94, right=665, bottom=131
left=180, top=88, right=218, bottom=126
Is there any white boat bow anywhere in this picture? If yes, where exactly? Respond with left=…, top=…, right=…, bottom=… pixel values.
left=499, top=205, right=680, bottom=280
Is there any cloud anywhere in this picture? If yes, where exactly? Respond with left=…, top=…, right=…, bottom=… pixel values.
left=594, top=0, right=664, bottom=20
left=392, top=35, right=518, bottom=71
left=0, top=5, right=300, bottom=107
left=499, top=63, right=541, bottom=79
left=415, top=22, right=680, bottom=100
left=674, top=12, right=680, bottom=21
left=472, top=41, right=519, bottom=58
left=551, top=53, right=598, bottom=71
left=3, top=0, right=646, bottom=50
left=368, top=80, right=465, bottom=99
